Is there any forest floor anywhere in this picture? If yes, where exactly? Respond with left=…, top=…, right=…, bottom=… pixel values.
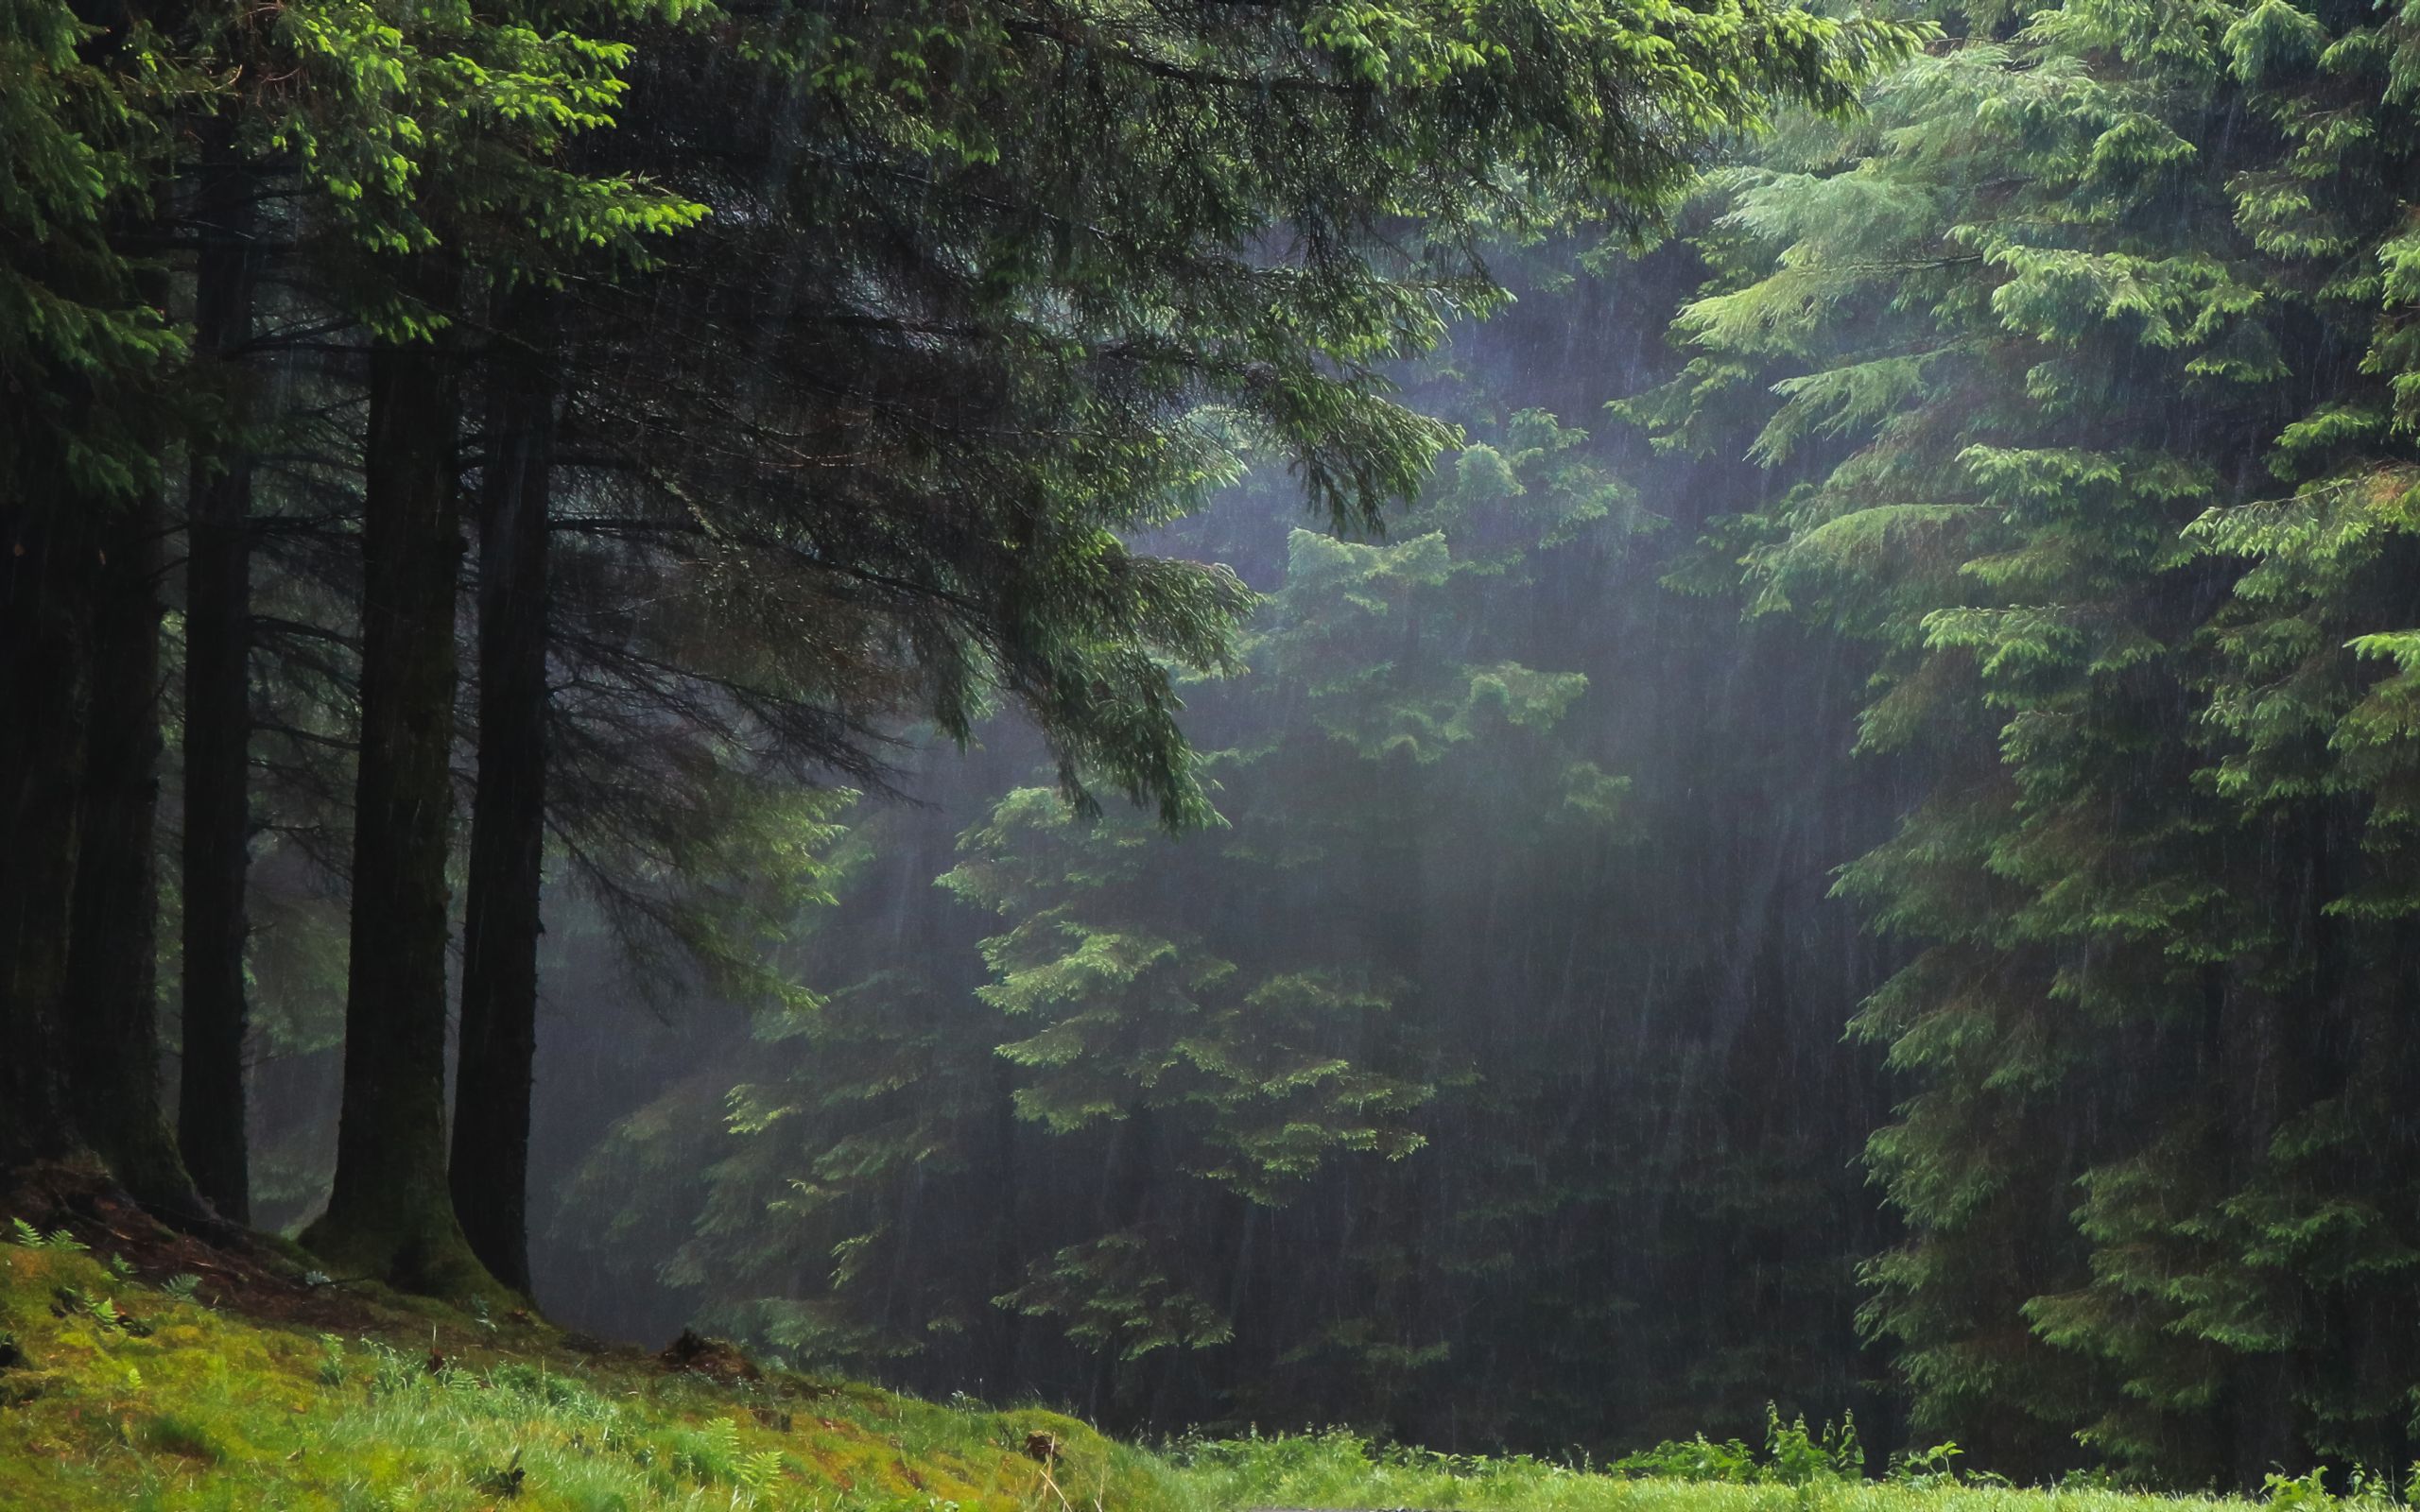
left=0, top=1177, right=1166, bottom=1512
left=0, top=1176, right=2303, bottom=1512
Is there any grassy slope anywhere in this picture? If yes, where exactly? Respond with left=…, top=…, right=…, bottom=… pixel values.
left=0, top=1228, right=2290, bottom=1512
left=0, top=1236, right=1182, bottom=1512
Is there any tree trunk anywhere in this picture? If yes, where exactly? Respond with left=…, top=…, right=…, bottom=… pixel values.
left=302, top=308, right=492, bottom=1296
left=0, top=482, right=97, bottom=1172
left=61, top=492, right=195, bottom=1207
left=452, top=285, right=557, bottom=1297
left=179, top=124, right=261, bottom=1223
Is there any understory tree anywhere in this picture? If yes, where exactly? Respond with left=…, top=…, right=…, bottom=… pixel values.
left=550, top=309, right=1906, bottom=1446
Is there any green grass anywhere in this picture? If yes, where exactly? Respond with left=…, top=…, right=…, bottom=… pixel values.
left=0, top=1239, right=1170, bottom=1511
left=0, top=1230, right=2347, bottom=1512
left=1158, top=1433, right=2278, bottom=1512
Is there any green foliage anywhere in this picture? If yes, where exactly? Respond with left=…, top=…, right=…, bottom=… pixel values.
left=1613, top=1437, right=1765, bottom=1485
left=541, top=212, right=1911, bottom=1448
left=1763, top=1407, right=1863, bottom=1492
left=13, top=1231, right=2396, bottom=1512
left=9, top=1219, right=88, bottom=1253
left=1161, top=1427, right=2344, bottom=1512
left=529, top=0, right=1924, bottom=839
left=994, top=1234, right=1236, bottom=1361
left=0, top=0, right=193, bottom=505
left=944, top=787, right=1433, bottom=1194
left=1638, top=0, right=2420, bottom=1480
left=1885, top=1444, right=1968, bottom=1490
left=257, top=0, right=708, bottom=324
left=2261, top=1470, right=2336, bottom=1512
left=564, top=379, right=1675, bottom=1423
left=1591, top=1412, right=1871, bottom=1493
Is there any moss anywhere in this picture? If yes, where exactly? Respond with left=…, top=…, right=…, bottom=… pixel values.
left=130, top=1411, right=226, bottom=1463
left=298, top=1198, right=524, bottom=1312
left=0, top=1238, right=2307, bottom=1512
left=0, top=1241, right=1171, bottom=1512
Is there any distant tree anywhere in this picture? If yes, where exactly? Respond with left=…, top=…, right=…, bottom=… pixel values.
left=178, top=63, right=273, bottom=1227
left=439, top=0, right=1919, bottom=1298
left=548, top=362, right=1893, bottom=1448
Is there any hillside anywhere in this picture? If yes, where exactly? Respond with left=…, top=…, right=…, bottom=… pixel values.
left=0, top=1193, right=2342, bottom=1512
left=0, top=1198, right=1172, bottom=1512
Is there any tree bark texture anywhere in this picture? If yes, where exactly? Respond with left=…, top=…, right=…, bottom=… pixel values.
left=302, top=314, right=490, bottom=1295
left=62, top=492, right=194, bottom=1206
left=178, top=126, right=261, bottom=1222
left=0, top=477, right=97, bottom=1172
left=452, top=285, right=557, bottom=1297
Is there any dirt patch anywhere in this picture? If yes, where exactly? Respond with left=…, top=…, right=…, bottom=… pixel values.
left=657, top=1328, right=761, bottom=1383
left=0, top=1162, right=526, bottom=1348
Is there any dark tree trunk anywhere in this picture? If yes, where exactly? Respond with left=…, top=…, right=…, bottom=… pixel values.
left=302, top=309, right=491, bottom=1294
left=179, top=125, right=261, bottom=1223
left=0, top=484, right=97, bottom=1172
left=4, top=6, right=193, bottom=1194
left=452, top=286, right=558, bottom=1297
left=62, top=493, right=194, bottom=1206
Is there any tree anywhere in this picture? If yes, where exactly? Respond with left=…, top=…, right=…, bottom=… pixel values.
left=438, top=0, right=1917, bottom=1298
left=1641, top=0, right=2420, bottom=1479
left=290, top=0, right=703, bottom=1292
left=179, top=97, right=269, bottom=1225
left=0, top=0, right=194, bottom=1178
left=545, top=326, right=1899, bottom=1450
left=451, top=284, right=559, bottom=1295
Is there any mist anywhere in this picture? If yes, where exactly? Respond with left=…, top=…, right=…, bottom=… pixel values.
left=9, top=0, right=2419, bottom=1497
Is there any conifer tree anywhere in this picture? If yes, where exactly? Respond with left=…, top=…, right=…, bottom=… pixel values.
left=289, top=0, right=704, bottom=1291
left=0, top=0, right=197, bottom=1178
left=1641, top=0, right=2420, bottom=1478
left=439, top=0, right=1917, bottom=1297
left=179, top=95, right=269, bottom=1226
left=544, top=371, right=1876, bottom=1445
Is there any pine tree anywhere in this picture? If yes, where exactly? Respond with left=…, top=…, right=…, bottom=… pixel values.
left=292, top=0, right=705, bottom=1292
left=0, top=0, right=197, bottom=1177
left=1641, top=0, right=2420, bottom=1479
left=439, top=0, right=1917, bottom=1301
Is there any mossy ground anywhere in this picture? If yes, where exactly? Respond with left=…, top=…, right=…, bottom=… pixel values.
left=0, top=1229, right=1179, bottom=1512
left=0, top=1209, right=2314, bottom=1512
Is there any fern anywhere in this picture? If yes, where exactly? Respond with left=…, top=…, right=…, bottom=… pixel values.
left=9, top=1218, right=85, bottom=1251
left=735, top=1448, right=789, bottom=1494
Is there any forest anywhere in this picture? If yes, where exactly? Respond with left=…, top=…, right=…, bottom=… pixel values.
left=9, top=0, right=2420, bottom=1498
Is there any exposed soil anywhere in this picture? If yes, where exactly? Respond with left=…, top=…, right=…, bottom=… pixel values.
left=657, top=1327, right=762, bottom=1383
